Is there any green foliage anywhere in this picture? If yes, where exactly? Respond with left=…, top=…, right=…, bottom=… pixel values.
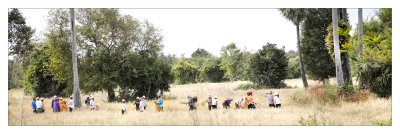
left=286, top=50, right=301, bottom=79
left=235, top=82, right=261, bottom=90
left=24, top=46, right=68, bottom=97
left=301, top=9, right=336, bottom=81
left=8, top=8, right=35, bottom=58
left=220, top=43, right=243, bottom=81
left=8, top=58, right=24, bottom=90
left=279, top=8, right=309, bottom=25
left=354, top=9, right=392, bottom=98
left=172, top=59, right=199, bottom=84
left=201, top=57, right=224, bottom=82
left=249, top=43, right=288, bottom=88
left=325, top=20, right=352, bottom=59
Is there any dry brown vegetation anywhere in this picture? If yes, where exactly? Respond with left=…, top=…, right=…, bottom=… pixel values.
left=8, top=79, right=391, bottom=126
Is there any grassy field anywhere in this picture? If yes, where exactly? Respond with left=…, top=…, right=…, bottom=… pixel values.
left=8, top=79, right=391, bottom=126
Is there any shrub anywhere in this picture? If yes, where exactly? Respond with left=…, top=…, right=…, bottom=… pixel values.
left=290, top=90, right=312, bottom=105
left=235, top=82, right=262, bottom=90
left=172, top=60, right=199, bottom=84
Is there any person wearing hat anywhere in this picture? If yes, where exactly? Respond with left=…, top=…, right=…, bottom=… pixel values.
left=157, top=96, right=164, bottom=112
left=274, top=93, right=281, bottom=108
left=35, top=97, right=43, bottom=113
left=211, top=96, right=218, bottom=109
left=51, top=96, right=56, bottom=110
left=207, top=94, right=213, bottom=111
left=90, top=97, right=96, bottom=110
left=53, top=97, right=61, bottom=112
left=121, top=99, right=127, bottom=114
left=139, top=96, right=146, bottom=112
left=135, top=97, right=140, bottom=111
left=84, top=96, right=90, bottom=107
left=266, top=91, right=275, bottom=108
left=68, top=96, right=74, bottom=112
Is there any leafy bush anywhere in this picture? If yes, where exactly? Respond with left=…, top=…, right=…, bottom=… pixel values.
left=249, top=43, right=288, bottom=88
left=235, top=82, right=262, bottom=90
left=286, top=51, right=301, bottom=79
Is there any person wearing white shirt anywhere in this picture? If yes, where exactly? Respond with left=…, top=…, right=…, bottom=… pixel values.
left=90, top=97, right=95, bottom=110
left=68, top=96, right=74, bottom=112
left=211, top=96, right=218, bottom=109
left=274, top=94, right=281, bottom=108
left=36, top=97, right=43, bottom=113
left=121, top=99, right=127, bottom=114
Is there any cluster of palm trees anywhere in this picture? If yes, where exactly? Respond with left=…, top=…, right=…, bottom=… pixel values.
left=279, top=8, right=364, bottom=88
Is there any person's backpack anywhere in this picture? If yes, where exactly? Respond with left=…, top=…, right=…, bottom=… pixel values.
left=193, top=96, right=198, bottom=103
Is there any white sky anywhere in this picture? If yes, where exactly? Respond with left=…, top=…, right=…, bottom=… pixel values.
left=19, top=8, right=378, bottom=57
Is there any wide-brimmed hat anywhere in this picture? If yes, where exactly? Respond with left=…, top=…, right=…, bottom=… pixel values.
left=122, top=99, right=126, bottom=102
left=214, top=96, right=218, bottom=99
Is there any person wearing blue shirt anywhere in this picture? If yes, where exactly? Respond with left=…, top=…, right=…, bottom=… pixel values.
left=31, top=98, right=37, bottom=113
left=157, top=96, right=164, bottom=112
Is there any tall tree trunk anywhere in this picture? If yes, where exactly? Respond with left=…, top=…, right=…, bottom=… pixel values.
left=358, top=8, right=364, bottom=56
left=340, top=8, right=352, bottom=85
left=332, top=8, right=345, bottom=86
left=107, top=88, right=116, bottom=102
left=70, top=8, right=82, bottom=108
left=296, top=24, right=308, bottom=88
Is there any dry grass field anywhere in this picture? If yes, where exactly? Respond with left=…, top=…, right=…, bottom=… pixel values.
left=8, top=79, right=391, bottom=126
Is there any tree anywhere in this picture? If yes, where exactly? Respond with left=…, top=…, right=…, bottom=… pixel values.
left=69, top=9, right=82, bottom=108
left=249, top=43, right=288, bottom=88
left=172, top=59, right=199, bottom=84
left=301, top=8, right=335, bottom=82
left=331, top=8, right=344, bottom=86
left=220, top=43, right=243, bottom=81
left=358, top=8, right=364, bottom=56
left=279, top=8, right=309, bottom=88
left=202, top=57, right=224, bottom=82
left=8, top=8, right=35, bottom=59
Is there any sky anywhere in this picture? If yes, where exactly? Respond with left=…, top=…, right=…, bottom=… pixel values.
left=19, top=8, right=378, bottom=57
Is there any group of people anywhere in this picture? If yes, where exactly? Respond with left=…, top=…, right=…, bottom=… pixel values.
left=121, top=95, right=164, bottom=114
left=84, top=97, right=96, bottom=110
left=31, top=89, right=281, bottom=114
left=50, top=96, right=75, bottom=112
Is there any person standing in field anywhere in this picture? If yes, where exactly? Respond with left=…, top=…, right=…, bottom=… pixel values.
left=274, top=93, right=281, bottom=108
left=212, top=96, right=218, bottom=109
left=222, top=97, right=233, bottom=109
left=36, top=97, right=43, bottom=113
left=53, top=98, right=61, bottom=112
left=246, top=92, right=256, bottom=109
left=51, top=96, right=56, bottom=111
left=31, top=98, right=37, bottom=113
left=139, top=96, right=147, bottom=112
left=68, top=96, right=74, bottom=112
left=207, top=94, right=212, bottom=111
left=90, top=97, right=96, bottom=110
left=143, top=96, right=147, bottom=110
left=135, top=97, right=140, bottom=111
left=60, top=98, right=68, bottom=112
left=187, top=96, right=195, bottom=111
left=84, top=97, right=90, bottom=107
left=266, top=91, right=275, bottom=108
left=157, top=96, right=164, bottom=112
left=121, top=99, right=127, bottom=114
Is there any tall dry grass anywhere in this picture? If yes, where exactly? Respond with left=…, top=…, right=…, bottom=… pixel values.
left=8, top=79, right=391, bottom=126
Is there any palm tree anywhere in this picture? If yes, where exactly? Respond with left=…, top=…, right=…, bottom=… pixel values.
left=279, top=8, right=308, bottom=88
left=332, top=8, right=344, bottom=86
left=358, top=8, right=364, bottom=56
left=70, top=8, right=82, bottom=108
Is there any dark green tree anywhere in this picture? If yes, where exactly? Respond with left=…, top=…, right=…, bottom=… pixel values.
left=172, top=59, right=199, bottom=84
left=301, top=8, right=335, bottom=81
left=286, top=50, right=301, bottom=79
left=249, top=43, right=288, bottom=88
left=8, top=8, right=35, bottom=59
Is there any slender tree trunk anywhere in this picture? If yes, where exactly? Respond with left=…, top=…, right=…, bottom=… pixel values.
left=340, top=8, right=352, bottom=85
left=296, top=24, right=308, bottom=88
left=107, top=88, right=116, bottom=102
left=70, top=8, right=82, bottom=108
left=332, top=8, right=345, bottom=86
left=358, top=8, right=364, bottom=56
